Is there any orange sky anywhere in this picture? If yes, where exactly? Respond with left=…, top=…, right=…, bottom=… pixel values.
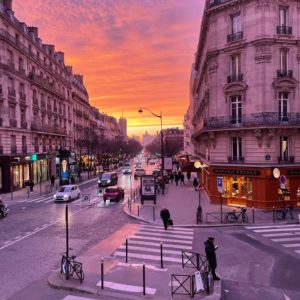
left=13, top=0, right=204, bottom=138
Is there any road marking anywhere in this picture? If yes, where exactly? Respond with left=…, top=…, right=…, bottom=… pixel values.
left=282, top=243, right=300, bottom=248
left=263, top=233, right=300, bottom=237
left=134, top=231, right=193, bottom=240
left=34, top=227, right=40, bottom=231
left=25, top=232, right=31, bottom=235
left=22, top=207, right=26, bottom=210
left=42, top=223, right=48, bottom=227
left=114, top=251, right=182, bottom=263
left=271, top=237, right=300, bottom=242
left=124, top=240, right=191, bottom=250
left=140, top=227, right=194, bottom=235
left=15, top=236, right=21, bottom=239
left=4, top=241, right=11, bottom=244
left=141, top=224, right=193, bottom=232
left=128, top=235, right=192, bottom=245
left=245, top=224, right=299, bottom=230
left=119, top=245, right=182, bottom=255
left=253, top=227, right=300, bottom=233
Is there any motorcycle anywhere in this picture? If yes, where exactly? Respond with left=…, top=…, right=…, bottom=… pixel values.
left=0, top=204, right=8, bottom=218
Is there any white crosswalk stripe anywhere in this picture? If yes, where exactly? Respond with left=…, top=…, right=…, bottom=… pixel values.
left=113, top=225, right=193, bottom=266
left=245, top=224, right=300, bottom=255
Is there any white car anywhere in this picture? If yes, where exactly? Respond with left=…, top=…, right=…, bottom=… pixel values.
left=54, top=185, right=81, bottom=202
left=134, top=168, right=146, bottom=179
left=123, top=167, right=132, bottom=175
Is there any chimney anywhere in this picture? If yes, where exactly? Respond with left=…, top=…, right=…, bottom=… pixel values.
left=3, top=0, right=12, bottom=10
left=28, top=26, right=38, bottom=38
left=66, top=66, right=73, bottom=74
left=55, top=51, right=65, bottom=65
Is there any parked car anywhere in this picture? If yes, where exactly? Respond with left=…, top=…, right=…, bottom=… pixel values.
left=103, top=187, right=125, bottom=202
left=98, top=172, right=118, bottom=187
left=123, top=167, right=132, bottom=175
left=134, top=168, right=146, bottom=179
left=54, top=185, right=81, bottom=202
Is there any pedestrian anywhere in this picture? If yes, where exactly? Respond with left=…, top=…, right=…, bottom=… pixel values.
left=204, top=237, right=220, bottom=280
left=170, top=172, right=174, bottom=184
left=70, top=175, right=75, bottom=184
left=50, top=175, right=55, bottom=187
left=29, top=180, right=34, bottom=192
left=175, top=174, right=179, bottom=186
left=187, top=172, right=191, bottom=181
left=180, top=173, right=185, bottom=185
left=193, top=178, right=199, bottom=191
left=160, top=208, right=171, bottom=230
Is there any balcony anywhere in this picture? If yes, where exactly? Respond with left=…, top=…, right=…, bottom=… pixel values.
left=277, top=25, right=292, bottom=35
left=277, top=70, right=293, bottom=78
left=227, top=31, right=243, bottom=43
left=11, top=145, right=17, bottom=154
left=227, top=73, right=243, bottom=83
left=228, top=156, right=244, bottom=164
left=20, top=93, right=26, bottom=102
left=203, top=112, right=300, bottom=130
left=205, top=0, right=229, bottom=9
left=278, top=156, right=294, bottom=164
left=19, top=68, right=26, bottom=75
left=31, top=122, right=67, bottom=135
left=9, top=119, right=17, bottom=128
left=21, top=121, right=27, bottom=129
left=0, top=145, right=3, bottom=154
left=7, top=60, right=15, bottom=70
left=8, top=88, right=16, bottom=99
left=22, top=146, right=27, bottom=154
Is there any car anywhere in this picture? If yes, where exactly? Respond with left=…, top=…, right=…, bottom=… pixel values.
left=54, top=185, right=81, bottom=202
left=98, top=172, right=118, bottom=187
left=134, top=168, right=146, bottom=179
left=123, top=167, right=132, bottom=175
left=135, top=162, right=142, bottom=169
left=103, top=187, right=124, bottom=202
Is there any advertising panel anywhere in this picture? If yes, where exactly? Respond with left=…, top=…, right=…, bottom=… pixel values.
left=141, top=175, right=155, bottom=196
left=164, top=157, right=173, bottom=170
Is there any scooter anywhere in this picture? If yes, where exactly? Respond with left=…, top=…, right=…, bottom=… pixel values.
left=0, top=204, right=8, bottom=218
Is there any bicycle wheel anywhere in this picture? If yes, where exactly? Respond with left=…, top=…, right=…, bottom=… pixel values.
left=242, top=213, right=248, bottom=223
left=226, top=213, right=235, bottom=223
left=276, top=210, right=284, bottom=220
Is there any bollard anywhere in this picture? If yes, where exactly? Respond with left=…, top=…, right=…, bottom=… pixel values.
left=160, top=242, right=163, bottom=268
left=125, top=239, right=128, bottom=263
left=129, top=201, right=131, bottom=213
left=273, top=206, right=275, bottom=223
left=27, top=188, right=29, bottom=199
left=252, top=208, right=255, bottom=224
left=137, top=205, right=140, bottom=216
left=153, top=206, right=155, bottom=221
left=128, top=197, right=130, bottom=208
left=101, top=257, right=104, bottom=289
left=143, top=263, right=146, bottom=295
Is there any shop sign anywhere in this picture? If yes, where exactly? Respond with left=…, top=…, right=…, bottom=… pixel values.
left=30, top=154, right=37, bottom=161
left=287, top=169, right=300, bottom=176
left=213, top=169, right=261, bottom=176
left=280, top=175, right=286, bottom=189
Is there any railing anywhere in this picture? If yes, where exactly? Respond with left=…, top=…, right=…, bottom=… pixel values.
left=31, top=122, right=67, bottom=135
left=203, top=112, right=300, bottom=130
left=278, top=156, right=294, bottom=164
left=228, top=156, right=244, bottom=163
left=10, top=119, right=17, bottom=128
left=205, top=0, right=229, bottom=9
left=21, top=121, right=27, bottom=129
left=277, top=25, right=292, bottom=35
left=277, top=70, right=293, bottom=78
left=227, top=73, right=243, bottom=83
left=227, top=31, right=243, bottom=43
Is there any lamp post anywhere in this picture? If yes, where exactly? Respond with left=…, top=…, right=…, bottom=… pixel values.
left=194, top=160, right=205, bottom=223
left=138, top=108, right=164, bottom=195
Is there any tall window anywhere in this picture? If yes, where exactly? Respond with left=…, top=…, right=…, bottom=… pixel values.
left=9, top=105, right=16, bottom=119
left=230, top=95, right=242, bottom=124
left=280, top=49, right=288, bottom=72
left=230, top=54, right=241, bottom=77
left=232, top=137, right=242, bottom=160
left=279, top=92, right=288, bottom=122
left=280, top=136, right=289, bottom=160
left=231, top=13, right=241, bottom=34
left=279, top=7, right=288, bottom=26
left=22, top=136, right=26, bottom=152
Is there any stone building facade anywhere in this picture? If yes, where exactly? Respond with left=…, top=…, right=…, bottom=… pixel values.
left=0, top=0, right=123, bottom=192
left=189, top=0, right=300, bottom=208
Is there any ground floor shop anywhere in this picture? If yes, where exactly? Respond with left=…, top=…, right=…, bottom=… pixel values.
left=0, top=154, right=50, bottom=193
left=199, top=165, right=300, bottom=209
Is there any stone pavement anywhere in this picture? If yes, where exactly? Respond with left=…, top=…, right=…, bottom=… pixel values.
left=46, top=178, right=300, bottom=299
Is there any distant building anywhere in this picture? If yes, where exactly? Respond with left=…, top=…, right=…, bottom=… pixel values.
left=119, top=117, right=127, bottom=138
left=142, top=131, right=156, bottom=147
left=131, top=134, right=141, bottom=143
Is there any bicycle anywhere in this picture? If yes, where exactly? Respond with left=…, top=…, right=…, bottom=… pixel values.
left=226, top=207, right=248, bottom=223
left=60, top=250, right=84, bottom=283
left=276, top=206, right=294, bottom=220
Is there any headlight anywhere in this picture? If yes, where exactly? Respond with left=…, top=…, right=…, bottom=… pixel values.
left=98, top=180, right=101, bottom=183
left=107, top=180, right=111, bottom=183
left=53, top=195, right=57, bottom=199
left=63, top=194, right=69, bottom=199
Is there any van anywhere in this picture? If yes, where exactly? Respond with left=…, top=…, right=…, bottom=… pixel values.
left=98, top=172, right=118, bottom=187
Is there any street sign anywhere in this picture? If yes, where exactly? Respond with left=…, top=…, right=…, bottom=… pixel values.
left=82, top=194, right=90, bottom=204
left=217, top=176, right=223, bottom=193
left=194, top=271, right=204, bottom=291
left=280, top=175, right=286, bottom=189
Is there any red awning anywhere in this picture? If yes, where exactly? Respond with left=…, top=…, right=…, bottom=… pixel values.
left=181, top=162, right=201, bottom=173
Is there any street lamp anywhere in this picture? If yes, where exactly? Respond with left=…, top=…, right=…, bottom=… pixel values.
left=194, top=160, right=205, bottom=224
left=138, top=107, right=164, bottom=195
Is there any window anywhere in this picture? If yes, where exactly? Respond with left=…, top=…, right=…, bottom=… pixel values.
left=9, top=105, right=16, bottom=119
left=279, top=92, right=288, bottom=122
left=279, top=6, right=288, bottom=27
left=232, top=137, right=242, bottom=160
left=230, top=95, right=242, bottom=124
left=280, top=136, right=289, bottom=160
left=231, top=13, right=241, bottom=34
left=280, top=49, right=288, bottom=72
left=228, top=54, right=242, bottom=82
left=22, top=136, right=26, bottom=151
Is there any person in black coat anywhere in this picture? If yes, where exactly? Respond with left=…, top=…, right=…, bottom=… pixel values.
left=193, top=177, right=199, bottom=191
left=204, top=237, right=220, bottom=280
left=160, top=208, right=170, bottom=230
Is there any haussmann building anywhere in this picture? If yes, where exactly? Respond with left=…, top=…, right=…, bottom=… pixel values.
left=190, top=0, right=300, bottom=208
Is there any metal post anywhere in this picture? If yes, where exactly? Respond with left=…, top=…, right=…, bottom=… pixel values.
left=252, top=208, right=255, bottom=223
left=40, top=176, right=42, bottom=196
left=160, top=115, right=164, bottom=195
left=196, top=253, right=200, bottom=270
left=143, top=263, right=146, bottom=295
left=273, top=206, right=275, bottom=223
left=160, top=242, right=163, bottom=268
left=130, top=175, right=132, bottom=200
left=27, top=187, right=29, bottom=199
left=137, top=205, right=139, bottom=216
left=153, top=206, right=155, bottom=221
left=198, top=189, right=201, bottom=207
left=129, top=201, right=131, bottom=213
left=101, top=257, right=104, bottom=289
left=125, top=239, right=128, bottom=263
left=220, top=193, right=223, bottom=224
left=65, top=205, right=69, bottom=280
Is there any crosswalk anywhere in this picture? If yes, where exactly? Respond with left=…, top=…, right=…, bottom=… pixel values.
left=245, top=224, right=300, bottom=255
left=113, top=224, right=193, bottom=265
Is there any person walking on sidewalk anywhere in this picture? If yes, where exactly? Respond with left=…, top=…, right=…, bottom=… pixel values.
left=193, top=178, right=199, bottom=191
left=170, top=172, right=174, bottom=184
left=180, top=173, right=185, bottom=185
left=204, top=237, right=220, bottom=281
left=160, top=208, right=171, bottom=230
left=29, top=180, right=34, bottom=192
left=50, top=175, right=55, bottom=187
left=187, top=172, right=191, bottom=181
left=175, top=173, right=179, bottom=186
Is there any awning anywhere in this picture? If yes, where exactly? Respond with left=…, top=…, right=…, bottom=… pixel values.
left=181, top=162, right=202, bottom=173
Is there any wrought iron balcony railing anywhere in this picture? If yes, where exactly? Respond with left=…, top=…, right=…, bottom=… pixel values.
left=203, top=112, right=300, bottom=130
left=205, top=0, right=229, bottom=9
left=277, top=25, right=292, bottom=35
left=277, top=70, right=293, bottom=78
left=228, top=156, right=244, bottom=163
left=21, top=121, right=27, bottom=129
left=227, top=73, right=243, bottom=83
left=278, top=156, right=294, bottom=164
left=227, top=31, right=243, bottom=43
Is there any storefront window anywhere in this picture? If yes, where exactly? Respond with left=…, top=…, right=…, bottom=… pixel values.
left=12, top=165, right=20, bottom=189
left=278, top=178, right=290, bottom=201
left=231, top=176, right=239, bottom=197
left=247, top=178, right=253, bottom=200
left=222, top=177, right=229, bottom=197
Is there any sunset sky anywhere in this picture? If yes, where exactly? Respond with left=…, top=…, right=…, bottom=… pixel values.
left=13, top=0, right=204, bottom=138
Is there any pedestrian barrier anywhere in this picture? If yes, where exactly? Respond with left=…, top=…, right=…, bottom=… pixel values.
left=171, top=274, right=193, bottom=298
left=205, top=212, right=227, bottom=223
left=182, top=251, right=208, bottom=271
